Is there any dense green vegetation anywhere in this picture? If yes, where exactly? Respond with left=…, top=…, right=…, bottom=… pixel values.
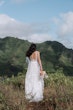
left=0, top=70, right=73, bottom=110
left=0, top=37, right=73, bottom=110
left=0, top=36, right=73, bottom=76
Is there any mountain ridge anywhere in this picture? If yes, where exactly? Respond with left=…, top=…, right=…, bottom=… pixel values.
left=0, top=36, right=73, bottom=76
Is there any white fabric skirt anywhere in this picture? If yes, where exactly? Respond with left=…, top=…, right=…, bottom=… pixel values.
left=25, top=60, right=44, bottom=102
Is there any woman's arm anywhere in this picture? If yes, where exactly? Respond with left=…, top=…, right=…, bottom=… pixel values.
left=37, top=52, right=43, bottom=71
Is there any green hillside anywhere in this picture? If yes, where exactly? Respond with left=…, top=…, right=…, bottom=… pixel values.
left=0, top=37, right=73, bottom=76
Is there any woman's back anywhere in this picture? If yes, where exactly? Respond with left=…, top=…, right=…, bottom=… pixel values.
left=30, top=51, right=38, bottom=61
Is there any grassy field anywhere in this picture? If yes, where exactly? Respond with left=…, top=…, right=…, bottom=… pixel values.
left=0, top=70, right=73, bottom=110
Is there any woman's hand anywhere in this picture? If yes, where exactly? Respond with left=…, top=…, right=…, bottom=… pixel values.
left=40, top=70, right=43, bottom=76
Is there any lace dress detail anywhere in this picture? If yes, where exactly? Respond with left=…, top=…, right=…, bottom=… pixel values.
left=25, top=53, right=44, bottom=102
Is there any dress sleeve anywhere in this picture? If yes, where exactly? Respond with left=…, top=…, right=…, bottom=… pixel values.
left=26, top=57, right=30, bottom=64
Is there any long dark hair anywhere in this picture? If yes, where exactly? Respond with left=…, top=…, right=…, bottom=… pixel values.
left=26, top=43, right=36, bottom=57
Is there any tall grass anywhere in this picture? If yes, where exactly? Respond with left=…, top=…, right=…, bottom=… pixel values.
left=0, top=70, right=73, bottom=110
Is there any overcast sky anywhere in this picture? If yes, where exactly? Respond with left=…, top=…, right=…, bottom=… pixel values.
left=0, top=0, right=73, bottom=49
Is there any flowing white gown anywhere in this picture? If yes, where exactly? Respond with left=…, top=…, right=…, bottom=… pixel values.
left=25, top=56, right=44, bottom=102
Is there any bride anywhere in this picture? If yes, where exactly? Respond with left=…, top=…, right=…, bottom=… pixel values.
left=25, top=43, right=44, bottom=102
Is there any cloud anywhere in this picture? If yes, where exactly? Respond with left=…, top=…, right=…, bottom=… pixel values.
left=58, top=12, right=73, bottom=37
left=28, top=34, right=52, bottom=43
left=0, top=13, right=73, bottom=49
left=0, top=14, right=51, bottom=43
left=53, top=12, right=73, bottom=49
left=0, top=0, right=5, bottom=6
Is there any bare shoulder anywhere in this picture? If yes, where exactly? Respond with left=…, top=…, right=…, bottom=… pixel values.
left=35, top=51, right=40, bottom=57
left=35, top=51, right=40, bottom=54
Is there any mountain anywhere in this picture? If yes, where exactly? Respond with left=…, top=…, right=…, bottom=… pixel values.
left=0, top=37, right=73, bottom=76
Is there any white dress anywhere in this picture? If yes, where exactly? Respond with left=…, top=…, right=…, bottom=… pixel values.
left=25, top=56, right=44, bottom=102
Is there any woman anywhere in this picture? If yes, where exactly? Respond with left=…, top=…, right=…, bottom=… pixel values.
left=25, top=43, right=44, bottom=102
